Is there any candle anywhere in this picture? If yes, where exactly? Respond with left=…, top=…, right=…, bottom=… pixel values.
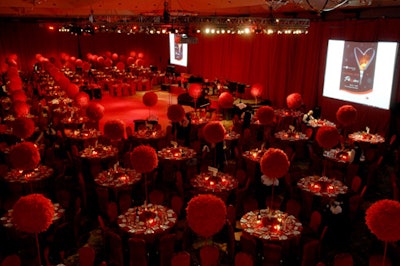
left=311, top=183, right=321, bottom=192
left=273, top=224, right=281, bottom=231
left=209, top=181, right=215, bottom=186
left=327, top=184, right=335, bottom=193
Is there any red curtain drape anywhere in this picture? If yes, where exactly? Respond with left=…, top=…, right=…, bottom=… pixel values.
left=1, top=18, right=400, bottom=135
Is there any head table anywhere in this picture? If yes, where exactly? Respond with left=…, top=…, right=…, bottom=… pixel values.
left=240, top=208, right=303, bottom=241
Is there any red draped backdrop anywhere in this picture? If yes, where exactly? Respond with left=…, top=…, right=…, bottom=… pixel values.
left=1, top=18, right=399, bottom=136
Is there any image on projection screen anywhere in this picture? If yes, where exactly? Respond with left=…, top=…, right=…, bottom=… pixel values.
left=169, top=33, right=188, bottom=67
left=323, top=40, right=398, bottom=110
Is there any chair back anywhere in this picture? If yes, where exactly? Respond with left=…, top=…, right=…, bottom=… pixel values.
left=301, top=239, right=320, bottom=266
left=309, top=210, right=322, bottom=234
left=351, top=176, right=362, bottom=193
left=171, top=251, right=191, bottom=266
left=170, top=195, right=184, bottom=217
left=234, top=252, right=253, bottom=266
left=105, top=230, right=124, bottom=266
left=334, top=252, right=354, bottom=266
left=200, top=245, right=220, bottom=266
left=1, top=255, right=21, bottom=266
left=159, top=233, right=177, bottom=266
left=78, top=246, right=96, bottom=266
left=262, top=242, right=283, bottom=266
left=240, top=232, right=257, bottom=260
left=128, top=237, right=148, bottom=266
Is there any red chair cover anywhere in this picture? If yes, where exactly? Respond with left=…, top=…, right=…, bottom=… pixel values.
left=200, top=245, right=220, bottom=266
left=334, top=252, right=354, bottom=266
left=235, top=252, right=254, bottom=266
left=1, top=255, right=21, bottom=266
left=78, top=246, right=95, bottom=266
left=128, top=237, right=148, bottom=266
left=159, top=233, right=177, bottom=266
left=171, top=251, right=191, bottom=266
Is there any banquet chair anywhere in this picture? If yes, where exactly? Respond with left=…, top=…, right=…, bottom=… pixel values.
left=262, top=242, right=283, bottom=266
left=301, top=239, right=321, bottom=266
left=106, top=202, right=119, bottom=226
left=1, top=254, right=21, bottom=266
left=105, top=229, right=125, bottom=266
left=234, top=252, right=254, bottom=266
left=334, top=252, right=354, bottom=266
left=128, top=237, right=148, bottom=266
left=95, top=186, right=110, bottom=216
left=285, top=199, right=302, bottom=219
left=118, top=192, right=132, bottom=214
left=351, top=176, right=363, bottom=194
left=200, top=245, right=220, bottom=266
left=171, top=251, right=191, bottom=266
left=239, top=232, right=258, bottom=262
left=78, top=246, right=96, bottom=266
left=158, top=233, right=177, bottom=266
left=369, top=254, right=393, bottom=266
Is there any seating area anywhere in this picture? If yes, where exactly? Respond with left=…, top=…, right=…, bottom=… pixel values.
left=0, top=22, right=400, bottom=265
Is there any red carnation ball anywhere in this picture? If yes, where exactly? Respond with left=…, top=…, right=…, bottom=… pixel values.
left=13, top=100, right=30, bottom=117
left=131, top=145, right=158, bottom=173
left=316, top=126, right=340, bottom=149
left=143, top=92, right=158, bottom=107
left=256, top=106, right=275, bottom=125
left=12, top=117, right=35, bottom=139
left=104, top=58, right=113, bottom=67
left=65, top=83, right=80, bottom=98
left=203, top=121, right=226, bottom=144
left=167, top=104, right=186, bottom=122
left=103, top=119, right=125, bottom=140
left=336, top=105, right=357, bottom=127
left=116, top=62, right=125, bottom=72
left=250, top=83, right=263, bottom=98
left=9, top=141, right=41, bottom=171
left=286, top=93, right=303, bottom=109
left=82, top=62, right=91, bottom=72
left=126, top=57, right=135, bottom=65
left=11, top=90, right=27, bottom=102
left=8, top=77, right=23, bottom=92
left=74, top=92, right=90, bottom=108
left=12, top=194, right=54, bottom=233
left=75, top=59, right=83, bottom=67
left=186, top=194, right=227, bottom=238
left=365, top=199, right=400, bottom=242
left=260, top=148, right=290, bottom=179
left=218, top=92, right=234, bottom=109
left=188, top=83, right=202, bottom=99
left=86, top=102, right=105, bottom=121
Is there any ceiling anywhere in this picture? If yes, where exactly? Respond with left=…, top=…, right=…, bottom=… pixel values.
left=0, top=0, right=400, bottom=21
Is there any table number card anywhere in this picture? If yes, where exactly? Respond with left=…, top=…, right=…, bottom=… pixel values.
left=208, top=166, right=218, bottom=176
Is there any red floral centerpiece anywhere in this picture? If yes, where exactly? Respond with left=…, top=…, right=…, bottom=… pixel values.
left=11, top=90, right=27, bottom=102
left=336, top=105, right=357, bottom=127
left=12, top=117, right=35, bottom=139
left=12, top=100, right=30, bottom=117
left=9, top=141, right=41, bottom=171
left=260, top=148, right=290, bottom=179
left=218, top=92, right=234, bottom=109
left=203, top=121, right=226, bottom=144
left=365, top=199, right=400, bottom=242
left=86, top=102, right=105, bottom=121
left=188, top=83, right=202, bottom=100
left=316, top=126, right=340, bottom=149
left=167, top=104, right=185, bottom=122
left=103, top=119, right=125, bottom=140
left=186, top=194, right=227, bottom=238
left=250, top=83, right=263, bottom=98
left=142, top=92, right=158, bottom=107
left=256, top=106, right=275, bottom=125
left=286, top=93, right=303, bottom=110
left=131, top=145, right=158, bottom=173
left=74, top=92, right=90, bottom=108
left=12, top=193, right=54, bottom=233
left=65, top=83, right=80, bottom=98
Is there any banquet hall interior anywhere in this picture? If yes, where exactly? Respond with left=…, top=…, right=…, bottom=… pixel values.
left=0, top=0, right=400, bottom=266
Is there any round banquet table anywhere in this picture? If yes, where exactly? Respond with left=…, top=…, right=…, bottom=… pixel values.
left=306, top=119, right=336, bottom=128
left=4, top=165, right=54, bottom=184
left=64, top=128, right=102, bottom=148
left=79, top=145, right=119, bottom=161
left=191, top=171, right=238, bottom=201
left=297, top=175, right=348, bottom=198
left=61, top=116, right=89, bottom=129
left=118, top=204, right=177, bottom=243
left=95, top=167, right=142, bottom=189
left=1, top=203, right=65, bottom=229
left=242, top=148, right=265, bottom=163
left=157, top=147, right=196, bottom=161
left=348, top=131, right=385, bottom=144
left=240, top=208, right=303, bottom=241
left=224, top=131, right=240, bottom=141
left=274, top=130, right=308, bottom=142
left=131, top=128, right=165, bottom=147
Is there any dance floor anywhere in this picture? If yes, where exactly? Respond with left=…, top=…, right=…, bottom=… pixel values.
left=95, top=88, right=192, bottom=133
